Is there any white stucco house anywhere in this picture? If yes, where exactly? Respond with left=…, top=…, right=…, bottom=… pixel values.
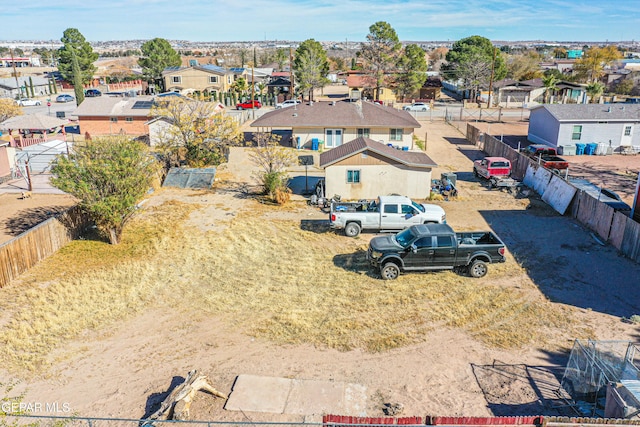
left=528, top=104, right=640, bottom=153
left=250, top=99, right=421, bottom=150
left=319, top=137, right=437, bottom=200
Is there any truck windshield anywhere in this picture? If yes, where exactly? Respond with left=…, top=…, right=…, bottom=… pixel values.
left=394, top=228, right=416, bottom=248
left=411, top=201, right=425, bottom=213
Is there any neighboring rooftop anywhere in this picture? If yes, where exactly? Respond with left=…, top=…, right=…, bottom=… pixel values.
left=251, top=100, right=420, bottom=129
left=320, top=136, right=437, bottom=169
left=73, top=95, right=156, bottom=117
left=534, top=104, right=640, bottom=121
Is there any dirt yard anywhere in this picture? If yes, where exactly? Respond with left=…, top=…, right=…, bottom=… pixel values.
left=1, top=113, right=639, bottom=423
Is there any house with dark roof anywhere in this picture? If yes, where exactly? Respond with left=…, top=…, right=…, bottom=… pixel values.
left=493, top=78, right=545, bottom=106
left=319, top=137, right=437, bottom=199
left=251, top=100, right=420, bottom=149
left=528, top=104, right=640, bottom=153
left=162, top=65, right=238, bottom=97
left=72, top=95, right=157, bottom=137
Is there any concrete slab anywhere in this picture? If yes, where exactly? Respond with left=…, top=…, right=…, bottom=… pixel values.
left=224, top=374, right=292, bottom=413
left=224, top=374, right=368, bottom=416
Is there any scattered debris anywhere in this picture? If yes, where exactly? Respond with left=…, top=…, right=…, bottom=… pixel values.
left=382, top=402, right=404, bottom=416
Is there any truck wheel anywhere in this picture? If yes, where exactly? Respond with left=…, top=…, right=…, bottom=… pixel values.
left=380, top=263, right=400, bottom=280
left=344, top=222, right=361, bottom=237
left=468, top=260, right=488, bottom=278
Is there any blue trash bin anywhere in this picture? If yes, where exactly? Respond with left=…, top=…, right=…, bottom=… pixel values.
left=311, top=138, right=319, bottom=151
left=585, top=142, right=598, bottom=155
left=575, top=143, right=586, bottom=155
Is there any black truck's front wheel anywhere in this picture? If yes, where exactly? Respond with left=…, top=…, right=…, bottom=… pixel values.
left=468, top=260, right=488, bottom=278
left=380, top=263, right=400, bottom=280
left=344, top=222, right=361, bottom=237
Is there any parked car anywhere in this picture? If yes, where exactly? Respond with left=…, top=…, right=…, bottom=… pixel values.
left=521, top=144, right=569, bottom=171
left=598, top=188, right=632, bottom=216
left=329, top=195, right=446, bottom=237
left=403, top=102, right=430, bottom=112
left=17, top=98, right=41, bottom=106
left=236, top=100, right=261, bottom=110
left=473, top=157, right=512, bottom=180
left=56, top=94, right=75, bottom=103
left=85, top=89, right=102, bottom=97
left=275, top=99, right=301, bottom=109
left=367, top=223, right=506, bottom=279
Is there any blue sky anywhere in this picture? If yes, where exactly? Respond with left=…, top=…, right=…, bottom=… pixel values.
left=3, top=0, right=640, bottom=42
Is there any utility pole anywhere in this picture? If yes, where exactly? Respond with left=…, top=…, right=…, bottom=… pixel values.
left=487, top=46, right=497, bottom=108
left=10, top=47, right=21, bottom=98
left=289, top=47, right=294, bottom=101
left=251, top=63, right=255, bottom=119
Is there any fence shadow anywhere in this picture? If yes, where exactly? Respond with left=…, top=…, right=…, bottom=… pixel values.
left=4, top=205, right=71, bottom=236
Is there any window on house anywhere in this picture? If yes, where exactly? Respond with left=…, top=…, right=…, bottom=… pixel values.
left=171, top=76, right=181, bottom=84
left=125, top=117, right=133, bottom=123
left=625, top=126, right=632, bottom=136
left=110, top=117, right=118, bottom=123
left=571, top=125, right=582, bottom=140
left=346, top=170, right=360, bottom=183
left=390, top=128, right=403, bottom=141
left=357, top=128, right=370, bottom=138
left=209, top=76, right=218, bottom=84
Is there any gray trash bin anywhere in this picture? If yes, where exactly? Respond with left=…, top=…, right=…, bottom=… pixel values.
left=441, top=172, right=457, bottom=187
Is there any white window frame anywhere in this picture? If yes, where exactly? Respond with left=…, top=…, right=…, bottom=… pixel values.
left=325, top=129, right=343, bottom=148
left=346, top=169, right=360, bottom=184
left=171, top=76, right=182, bottom=84
left=209, top=76, right=218, bottom=84
left=390, top=128, right=403, bottom=141
left=571, top=125, right=582, bottom=141
left=357, top=128, right=370, bottom=138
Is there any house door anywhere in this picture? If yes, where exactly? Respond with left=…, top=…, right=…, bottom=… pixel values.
left=621, top=124, right=633, bottom=146
left=325, top=129, right=343, bottom=148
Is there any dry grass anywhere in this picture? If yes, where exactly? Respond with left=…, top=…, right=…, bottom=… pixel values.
left=0, top=196, right=590, bottom=372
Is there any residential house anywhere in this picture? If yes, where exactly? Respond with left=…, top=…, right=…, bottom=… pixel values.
left=250, top=99, right=421, bottom=149
left=528, top=104, right=640, bottom=153
left=555, top=81, right=588, bottom=104
left=73, top=95, right=156, bottom=137
left=492, top=78, right=545, bottom=106
left=419, top=77, right=443, bottom=100
left=162, top=65, right=237, bottom=98
left=346, top=73, right=397, bottom=103
left=319, top=136, right=437, bottom=199
left=0, top=76, right=54, bottom=98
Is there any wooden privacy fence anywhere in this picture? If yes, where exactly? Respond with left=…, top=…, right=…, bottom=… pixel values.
left=0, top=205, right=91, bottom=288
left=467, top=124, right=640, bottom=264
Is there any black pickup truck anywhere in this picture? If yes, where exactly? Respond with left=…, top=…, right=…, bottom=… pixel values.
left=367, top=223, right=506, bottom=279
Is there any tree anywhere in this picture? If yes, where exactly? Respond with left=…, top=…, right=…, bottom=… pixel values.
left=50, top=136, right=161, bottom=245
left=274, top=48, right=289, bottom=71
left=542, top=73, right=560, bottom=103
left=442, top=35, right=507, bottom=100
left=138, top=38, right=181, bottom=93
left=249, top=132, right=297, bottom=204
left=0, top=98, right=23, bottom=122
left=506, top=51, right=542, bottom=81
left=231, top=77, right=248, bottom=95
left=358, top=21, right=402, bottom=100
left=394, top=44, right=428, bottom=101
left=613, top=78, right=634, bottom=95
left=58, top=28, right=98, bottom=105
left=150, top=97, right=242, bottom=168
left=586, top=81, right=605, bottom=103
left=293, top=39, right=330, bottom=101
left=573, top=46, right=622, bottom=83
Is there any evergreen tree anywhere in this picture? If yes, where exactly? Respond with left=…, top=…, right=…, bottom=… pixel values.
left=358, top=22, right=402, bottom=100
left=138, top=38, right=181, bottom=93
left=293, top=39, right=330, bottom=101
left=58, top=28, right=98, bottom=105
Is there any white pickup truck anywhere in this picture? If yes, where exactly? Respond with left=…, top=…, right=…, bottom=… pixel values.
left=329, top=195, right=446, bottom=237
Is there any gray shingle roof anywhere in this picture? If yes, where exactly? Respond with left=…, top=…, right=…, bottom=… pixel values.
left=73, top=95, right=156, bottom=117
left=534, top=104, right=640, bottom=121
left=319, top=137, right=437, bottom=168
left=251, top=100, right=420, bottom=128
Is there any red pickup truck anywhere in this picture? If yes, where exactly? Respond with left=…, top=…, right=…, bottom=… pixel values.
left=473, top=157, right=512, bottom=179
left=522, top=145, right=569, bottom=171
